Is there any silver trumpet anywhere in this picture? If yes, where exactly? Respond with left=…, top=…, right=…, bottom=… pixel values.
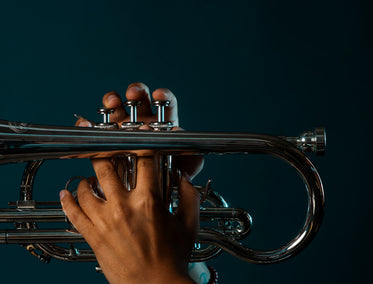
left=0, top=101, right=326, bottom=265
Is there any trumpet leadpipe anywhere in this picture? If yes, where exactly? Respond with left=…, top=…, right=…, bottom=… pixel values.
left=0, top=120, right=325, bottom=164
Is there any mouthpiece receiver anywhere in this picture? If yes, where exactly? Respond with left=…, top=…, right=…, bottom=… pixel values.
left=283, top=127, right=326, bottom=155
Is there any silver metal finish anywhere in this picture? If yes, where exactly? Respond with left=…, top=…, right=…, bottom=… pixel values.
left=154, top=100, right=169, bottom=122
left=0, top=209, right=66, bottom=222
left=0, top=121, right=326, bottom=163
left=120, top=101, right=143, bottom=189
left=125, top=154, right=137, bottom=190
left=149, top=100, right=173, bottom=131
left=283, top=127, right=326, bottom=155
left=20, top=160, right=43, bottom=201
left=121, top=101, right=144, bottom=130
left=0, top=118, right=325, bottom=265
left=0, top=185, right=249, bottom=262
left=95, top=107, right=118, bottom=129
left=0, top=207, right=250, bottom=243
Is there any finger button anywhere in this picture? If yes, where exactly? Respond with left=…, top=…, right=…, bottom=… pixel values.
left=149, top=100, right=173, bottom=131
left=121, top=101, right=144, bottom=130
left=95, top=107, right=118, bottom=129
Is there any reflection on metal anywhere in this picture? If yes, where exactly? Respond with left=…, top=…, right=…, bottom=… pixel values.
left=0, top=115, right=325, bottom=265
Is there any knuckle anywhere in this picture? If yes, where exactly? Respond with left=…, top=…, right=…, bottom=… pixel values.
left=137, top=156, right=157, bottom=169
left=111, top=205, right=131, bottom=224
left=134, top=192, right=161, bottom=213
left=78, top=179, right=89, bottom=188
left=77, top=183, right=91, bottom=201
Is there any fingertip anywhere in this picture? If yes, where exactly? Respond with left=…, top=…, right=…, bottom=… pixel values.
left=171, top=126, right=184, bottom=131
left=103, top=91, right=123, bottom=108
left=127, top=82, right=149, bottom=92
left=59, top=188, right=94, bottom=239
left=102, top=91, right=127, bottom=122
left=59, top=189, right=75, bottom=214
left=139, top=124, right=152, bottom=130
left=152, top=88, right=177, bottom=106
left=75, top=118, right=93, bottom=127
left=126, top=82, right=151, bottom=101
left=59, top=189, right=67, bottom=201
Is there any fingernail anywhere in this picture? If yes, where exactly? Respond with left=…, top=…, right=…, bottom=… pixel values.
left=108, top=94, right=119, bottom=102
left=128, top=85, right=142, bottom=91
left=77, top=119, right=92, bottom=127
left=59, top=190, right=66, bottom=200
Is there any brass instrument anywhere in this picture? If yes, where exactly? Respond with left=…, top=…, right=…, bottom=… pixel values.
left=0, top=101, right=326, bottom=266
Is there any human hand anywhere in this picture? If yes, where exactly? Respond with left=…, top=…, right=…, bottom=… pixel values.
left=75, top=82, right=203, bottom=179
left=60, top=83, right=202, bottom=284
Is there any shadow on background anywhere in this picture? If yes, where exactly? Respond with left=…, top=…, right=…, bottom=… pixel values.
left=0, top=0, right=372, bottom=283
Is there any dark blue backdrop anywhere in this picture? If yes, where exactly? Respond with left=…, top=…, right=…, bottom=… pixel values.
left=0, top=1, right=371, bottom=283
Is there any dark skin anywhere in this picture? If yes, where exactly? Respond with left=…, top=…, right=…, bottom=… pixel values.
left=60, top=83, right=202, bottom=284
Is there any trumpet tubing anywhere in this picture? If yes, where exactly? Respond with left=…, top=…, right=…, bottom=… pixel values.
left=0, top=111, right=326, bottom=265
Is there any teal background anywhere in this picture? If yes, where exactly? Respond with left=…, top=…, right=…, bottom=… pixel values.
left=0, top=0, right=372, bottom=283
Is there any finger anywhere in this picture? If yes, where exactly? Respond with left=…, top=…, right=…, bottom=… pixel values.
left=125, top=83, right=152, bottom=116
left=176, top=175, right=200, bottom=237
left=170, top=127, right=204, bottom=179
left=102, top=91, right=127, bottom=122
left=84, top=176, right=106, bottom=199
left=111, top=156, right=127, bottom=186
left=91, top=158, right=128, bottom=201
left=75, top=117, right=94, bottom=127
left=152, top=88, right=179, bottom=126
left=135, top=156, right=160, bottom=197
left=60, top=189, right=94, bottom=237
left=77, top=178, right=104, bottom=216
left=175, top=156, right=204, bottom=180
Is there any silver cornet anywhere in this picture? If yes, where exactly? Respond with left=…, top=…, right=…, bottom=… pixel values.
left=0, top=100, right=326, bottom=266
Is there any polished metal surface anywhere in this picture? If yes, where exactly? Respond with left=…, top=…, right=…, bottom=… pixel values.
left=0, top=116, right=326, bottom=265
left=283, top=127, right=326, bottom=155
left=122, top=101, right=144, bottom=130
left=149, top=100, right=173, bottom=130
left=0, top=120, right=325, bottom=163
left=95, top=107, right=118, bottom=129
left=0, top=207, right=251, bottom=243
left=152, top=100, right=170, bottom=123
